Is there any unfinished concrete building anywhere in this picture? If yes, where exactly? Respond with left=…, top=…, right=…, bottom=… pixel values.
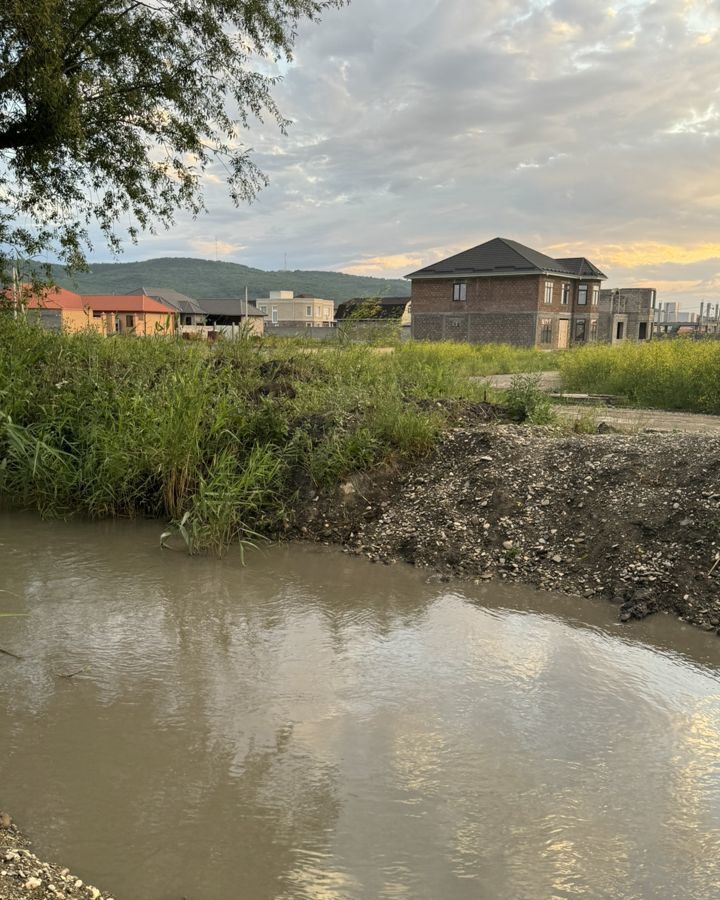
left=597, top=288, right=656, bottom=343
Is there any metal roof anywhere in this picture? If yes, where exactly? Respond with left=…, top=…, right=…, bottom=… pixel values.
left=129, top=287, right=206, bottom=316
left=407, top=237, right=606, bottom=280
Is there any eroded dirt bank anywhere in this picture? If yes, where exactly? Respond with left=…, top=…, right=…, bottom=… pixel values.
left=0, top=816, right=114, bottom=900
left=301, top=425, right=720, bottom=630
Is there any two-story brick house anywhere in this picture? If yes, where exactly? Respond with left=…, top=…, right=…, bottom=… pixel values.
left=408, top=237, right=607, bottom=348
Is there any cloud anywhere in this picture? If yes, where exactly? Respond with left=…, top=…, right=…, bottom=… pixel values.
left=341, top=254, right=427, bottom=277
left=89, top=0, right=720, bottom=309
left=190, top=239, right=242, bottom=257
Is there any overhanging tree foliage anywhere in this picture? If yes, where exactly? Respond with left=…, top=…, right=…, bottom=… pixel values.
left=0, top=0, right=343, bottom=284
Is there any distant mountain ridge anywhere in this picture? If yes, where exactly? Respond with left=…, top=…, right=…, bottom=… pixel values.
left=52, top=257, right=410, bottom=305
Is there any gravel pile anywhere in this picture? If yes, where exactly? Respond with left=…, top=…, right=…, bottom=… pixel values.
left=0, top=816, right=113, bottom=900
left=302, top=425, right=720, bottom=630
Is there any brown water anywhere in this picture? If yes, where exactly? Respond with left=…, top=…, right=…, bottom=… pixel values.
left=2, top=513, right=720, bottom=900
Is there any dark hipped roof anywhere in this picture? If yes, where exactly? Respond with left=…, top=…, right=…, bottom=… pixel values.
left=129, top=287, right=206, bottom=316
left=407, top=237, right=606, bottom=280
left=555, top=257, right=606, bottom=278
left=200, top=298, right=265, bottom=317
left=335, top=296, right=410, bottom=320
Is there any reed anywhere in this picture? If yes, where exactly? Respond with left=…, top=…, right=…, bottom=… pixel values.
left=0, top=320, right=560, bottom=553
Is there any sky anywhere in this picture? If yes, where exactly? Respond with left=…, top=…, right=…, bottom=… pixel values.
left=106, top=0, right=720, bottom=309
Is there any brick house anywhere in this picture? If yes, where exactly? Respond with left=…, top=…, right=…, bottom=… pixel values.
left=408, top=237, right=606, bottom=348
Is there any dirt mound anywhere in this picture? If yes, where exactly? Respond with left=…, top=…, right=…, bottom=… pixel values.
left=302, top=425, right=720, bottom=631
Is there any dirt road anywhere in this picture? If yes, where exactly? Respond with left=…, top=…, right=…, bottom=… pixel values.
left=476, top=371, right=720, bottom=434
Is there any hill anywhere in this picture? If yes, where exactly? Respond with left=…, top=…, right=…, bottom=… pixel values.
left=52, top=257, right=410, bottom=304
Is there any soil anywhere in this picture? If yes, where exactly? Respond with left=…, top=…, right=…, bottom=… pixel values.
left=299, top=424, right=720, bottom=631
left=0, top=816, right=114, bottom=900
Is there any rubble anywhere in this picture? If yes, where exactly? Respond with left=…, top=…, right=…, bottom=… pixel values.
left=301, top=425, right=720, bottom=631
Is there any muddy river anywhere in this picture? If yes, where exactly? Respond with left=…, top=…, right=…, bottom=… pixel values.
left=1, top=513, right=720, bottom=899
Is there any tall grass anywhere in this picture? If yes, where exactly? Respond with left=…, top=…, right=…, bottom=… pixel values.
left=0, top=321, right=566, bottom=553
left=0, top=324, right=441, bottom=551
left=559, top=340, right=720, bottom=413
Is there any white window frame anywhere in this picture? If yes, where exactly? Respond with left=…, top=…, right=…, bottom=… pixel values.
left=453, top=282, right=467, bottom=302
left=544, top=281, right=553, bottom=304
left=305, top=305, right=312, bottom=318
left=271, top=306, right=278, bottom=324
left=577, top=284, right=588, bottom=306
left=561, top=283, right=570, bottom=305
left=591, top=285, right=599, bottom=307
left=258, top=305, right=267, bottom=313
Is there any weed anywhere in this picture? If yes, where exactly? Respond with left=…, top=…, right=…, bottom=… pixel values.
left=559, top=340, right=720, bottom=413
left=503, top=374, right=556, bottom=425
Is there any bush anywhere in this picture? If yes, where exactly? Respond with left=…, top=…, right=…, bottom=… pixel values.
left=503, top=373, right=556, bottom=424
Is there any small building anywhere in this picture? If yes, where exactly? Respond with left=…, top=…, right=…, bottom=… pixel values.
left=24, top=287, right=92, bottom=332
left=83, top=294, right=177, bottom=335
left=200, top=298, right=266, bottom=337
left=129, top=287, right=208, bottom=336
left=255, top=291, right=335, bottom=327
left=408, top=237, right=606, bottom=348
left=597, top=289, right=656, bottom=343
left=25, top=288, right=176, bottom=335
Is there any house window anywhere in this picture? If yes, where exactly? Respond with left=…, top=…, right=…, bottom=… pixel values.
left=592, top=285, right=599, bottom=306
left=126, top=315, right=134, bottom=328
left=638, top=322, right=648, bottom=340
left=616, top=321, right=624, bottom=340
left=544, top=281, right=553, bottom=304
left=453, top=282, right=467, bottom=302
left=578, top=284, right=588, bottom=305
left=306, top=305, right=312, bottom=317
left=92, top=311, right=102, bottom=318
left=184, top=315, right=192, bottom=326
left=561, top=283, right=571, bottom=305
left=590, top=319, right=598, bottom=341
left=271, top=307, right=278, bottom=324
left=574, top=319, right=587, bottom=342
left=540, top=318, right=553, bottom=344
left=258, top=305, right=267, bottom=313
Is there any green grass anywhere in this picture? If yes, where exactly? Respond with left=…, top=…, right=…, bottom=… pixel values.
left=559, top=340, right=720, bottom=413
left=0, top=322, right=563, bottom=553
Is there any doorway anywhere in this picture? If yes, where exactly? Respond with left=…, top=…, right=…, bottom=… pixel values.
left=558, top=319, right=570, bottom=348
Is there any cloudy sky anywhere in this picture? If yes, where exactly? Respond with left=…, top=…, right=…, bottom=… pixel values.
left=113, top=0, right=720, bottom=309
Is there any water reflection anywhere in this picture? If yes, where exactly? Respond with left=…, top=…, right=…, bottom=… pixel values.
left=1, top=514, right=720, bottom=900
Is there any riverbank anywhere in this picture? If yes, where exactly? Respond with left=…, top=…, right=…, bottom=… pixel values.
left=301, top=424, right=720, bottom=631
left=0, top=320, right=554, bottom=554
left=0, top=815, right=113, bottom=900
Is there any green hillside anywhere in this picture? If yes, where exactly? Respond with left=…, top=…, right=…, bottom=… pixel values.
left=53, top=257, right=410, bottom=304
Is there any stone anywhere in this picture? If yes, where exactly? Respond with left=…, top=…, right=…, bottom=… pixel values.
left=24, top=877, right=43, bottom=890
